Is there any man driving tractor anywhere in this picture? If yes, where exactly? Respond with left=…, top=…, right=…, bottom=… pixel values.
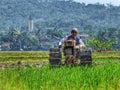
left=59, top=27, right=86, bottom=48
left=58, top=27, right=87, bottom=64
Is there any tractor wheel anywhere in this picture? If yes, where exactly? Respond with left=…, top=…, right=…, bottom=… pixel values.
left=49, top=48, right=62, bottom=67
left=80, top=49, right=92, bottom=66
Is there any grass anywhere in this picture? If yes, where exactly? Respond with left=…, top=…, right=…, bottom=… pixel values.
left=0, top=64, right=120, bottom=90
left=0, top=51, right=120, bottom=90
left=0, top=51, right=49, bottom=61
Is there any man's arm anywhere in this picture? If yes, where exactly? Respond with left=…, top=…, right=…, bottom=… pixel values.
left=59, top=36, right=68, bottom=47
left=79, top=39, right=85, bottom=46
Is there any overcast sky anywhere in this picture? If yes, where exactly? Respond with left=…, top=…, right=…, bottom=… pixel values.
left=74, top=0, right=120, bottom=6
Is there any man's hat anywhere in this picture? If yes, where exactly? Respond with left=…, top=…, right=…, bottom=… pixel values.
left=71, top=27, right=78, bottom=33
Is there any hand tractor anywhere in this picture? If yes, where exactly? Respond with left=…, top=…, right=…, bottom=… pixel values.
left=49, top=40, right=92, bottom=67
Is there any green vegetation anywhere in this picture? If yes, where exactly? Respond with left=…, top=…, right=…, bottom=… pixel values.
left=0, top=0, right=120, bottom=89
left=87, top=29, right=119, bottom=51
left=1, top=0, right=120, bottom=32
left=0, top=0, right=120, bottom=50
left=1, top=27, right=120, bottom=51
left=0, top=51, right=49, bottom=61
left=0, top=51, right=120, bottom=90
left=0, top=63, right=120, bottom=90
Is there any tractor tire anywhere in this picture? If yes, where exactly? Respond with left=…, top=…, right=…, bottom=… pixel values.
left=49, top=48, right=62, bottom=67
left=80, top=49, right=92, bottom=66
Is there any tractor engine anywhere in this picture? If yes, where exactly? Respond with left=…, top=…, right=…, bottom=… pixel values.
left=64, top=40, right=76, bottom=64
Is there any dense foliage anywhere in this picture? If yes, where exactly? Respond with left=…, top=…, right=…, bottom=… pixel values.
left=0, top=0, right=120, bottom=31
left=0, top=0, right=120, bottom=50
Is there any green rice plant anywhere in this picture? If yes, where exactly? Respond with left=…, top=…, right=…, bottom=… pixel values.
left=0, top=63, right=120, bottom=90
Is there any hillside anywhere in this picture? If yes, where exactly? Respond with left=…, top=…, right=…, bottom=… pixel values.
left=0, top=0, right=120, bottom=33
left=0, top=0, right=120, bottom=50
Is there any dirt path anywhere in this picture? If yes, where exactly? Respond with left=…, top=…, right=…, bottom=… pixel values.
left=0, top=60, right=49, bottom=69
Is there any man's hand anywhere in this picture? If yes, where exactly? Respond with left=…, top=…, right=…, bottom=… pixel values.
left=59, top=45, right=62, bottom=48
left=75, top=45, right=86, bottom=49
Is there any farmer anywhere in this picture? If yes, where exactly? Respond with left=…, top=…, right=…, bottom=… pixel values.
left=59, top=27, right=86, bottom=48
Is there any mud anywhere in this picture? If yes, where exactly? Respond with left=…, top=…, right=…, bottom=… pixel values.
left=0, top=60, right=48, bottom=69
left=0, top=60, right=120, bottom=69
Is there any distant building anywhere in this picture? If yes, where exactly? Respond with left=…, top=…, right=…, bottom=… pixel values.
left=28, top=15, right=34, bottom=32
left=1, top=43, right=11, bottom=51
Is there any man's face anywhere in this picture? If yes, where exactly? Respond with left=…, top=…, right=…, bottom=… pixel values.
left=71, top=31, right=77, bottom=37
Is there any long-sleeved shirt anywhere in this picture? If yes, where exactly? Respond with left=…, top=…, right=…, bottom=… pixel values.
left=59, top=35, right=85, bottom=46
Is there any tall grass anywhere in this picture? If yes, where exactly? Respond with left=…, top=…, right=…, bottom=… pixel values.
left=0, top=64, right=120, bottom=90
left=0, top=51, right=120, bottom=90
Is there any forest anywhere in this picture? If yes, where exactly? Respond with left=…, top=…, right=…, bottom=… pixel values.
left=0, top=0, right=120, bottom=50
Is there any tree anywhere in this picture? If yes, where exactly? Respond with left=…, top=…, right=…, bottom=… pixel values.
left=47, top=29, right=64, bottom=39
left=87, top=38, right=117, bottom=52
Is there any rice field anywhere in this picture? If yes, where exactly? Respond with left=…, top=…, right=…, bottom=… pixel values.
left=0, top=51, right=49, bottom=61
left=0, top=51, right=120, bottom=62
left=0, top=51, right=120, bottom=90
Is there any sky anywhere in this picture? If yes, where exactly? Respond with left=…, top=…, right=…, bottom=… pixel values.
left=74, top=0, right=120, bottom=6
